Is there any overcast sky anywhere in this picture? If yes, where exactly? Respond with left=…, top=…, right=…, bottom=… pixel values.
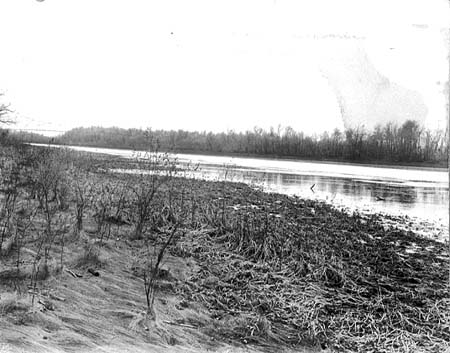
left=0, top=0, right=448, bottom=136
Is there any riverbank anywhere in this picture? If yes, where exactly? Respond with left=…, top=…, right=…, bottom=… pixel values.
left=28, top=142, right=450, bottom=230
left=0, top=145, right=449, bottom=352
left=108, top=153, right=450, bottom=351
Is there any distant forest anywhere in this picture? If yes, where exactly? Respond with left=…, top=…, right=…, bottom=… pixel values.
left=10, top=120, right=449, bottom=167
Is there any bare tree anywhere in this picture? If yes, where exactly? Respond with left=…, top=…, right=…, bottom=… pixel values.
left=0, top=94, right=14, bottom=126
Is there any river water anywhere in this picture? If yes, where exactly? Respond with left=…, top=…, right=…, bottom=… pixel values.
left=34, top=144, right=449, bottom=237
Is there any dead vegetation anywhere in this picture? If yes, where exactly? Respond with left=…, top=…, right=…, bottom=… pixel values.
left=173, top=181, right=449, bottom=352
left=0, top=141, right=448, bottom=353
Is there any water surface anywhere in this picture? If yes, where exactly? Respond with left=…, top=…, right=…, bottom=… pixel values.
left=33, top=144, right=449, bottom=232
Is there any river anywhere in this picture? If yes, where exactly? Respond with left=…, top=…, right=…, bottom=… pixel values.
left=33, top=144, right=449, bottom=238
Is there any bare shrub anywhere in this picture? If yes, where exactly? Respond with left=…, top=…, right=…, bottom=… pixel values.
left=71, top=169, right=93, bottom=235
left=142, top=225, right=182, bottom=316
left=0, top=151, right=21, bottom=254
left=27, top=148, right=70, bottom=294
left=92, top=179, right=130, bottom=243
left=32, top=148, right=69, bottom=211
left=74, top=243, right=105, bottom=269
left=129, top=150, right=177, bottom=239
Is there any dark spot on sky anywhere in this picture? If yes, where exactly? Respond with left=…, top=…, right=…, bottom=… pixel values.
left=412, top=24, right=429, bottom=29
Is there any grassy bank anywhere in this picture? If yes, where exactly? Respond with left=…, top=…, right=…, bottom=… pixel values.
left=0, top=144, right=448, bottom=352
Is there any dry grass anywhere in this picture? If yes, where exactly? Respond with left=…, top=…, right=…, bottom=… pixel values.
left=173, top=180, right=450, bottom=352
left=0, top=292, right=30, bottom=315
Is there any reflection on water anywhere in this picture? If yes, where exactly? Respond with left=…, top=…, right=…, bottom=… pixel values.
left=193, top=164, right=448, bottom=226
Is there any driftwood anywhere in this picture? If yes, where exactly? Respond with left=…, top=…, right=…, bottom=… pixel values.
left=49, top=293, right=66, bottom=302
left=38, top=299, right=55, bottom=311
left=163, top=320, right=197, bottom=329
left=65, top=268, right=83, bottom=278
left=87, top=268, right=100, bottom=276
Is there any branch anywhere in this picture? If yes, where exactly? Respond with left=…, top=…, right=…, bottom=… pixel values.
left=0, top=101, right=14, bottom=125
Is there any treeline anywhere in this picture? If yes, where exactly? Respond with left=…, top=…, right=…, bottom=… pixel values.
left=1, top=130, right=50, bottom=146
left=10, top=120, right=449, bottom=166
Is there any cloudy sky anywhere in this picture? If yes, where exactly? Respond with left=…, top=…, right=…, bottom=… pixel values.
left=0, top=0, right=448, bottom=136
